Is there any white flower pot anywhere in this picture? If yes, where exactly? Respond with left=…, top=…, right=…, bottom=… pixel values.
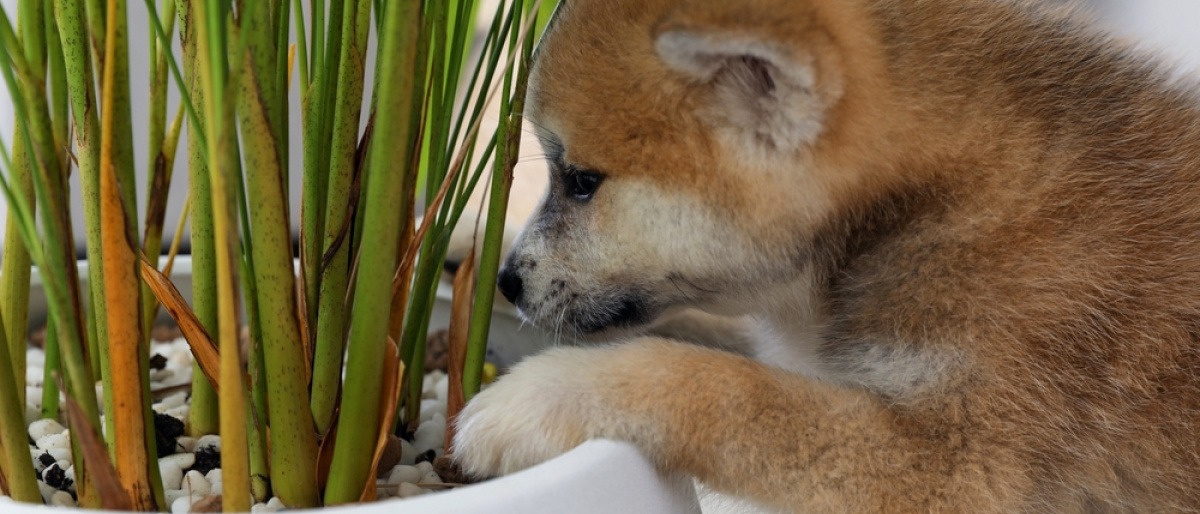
left=14, top=256, right=703, bottom=514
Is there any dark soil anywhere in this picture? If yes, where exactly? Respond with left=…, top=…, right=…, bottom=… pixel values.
left=154, top=412, right=186, bottom=457
left=192, top=446, right=221, bottom=475
left=149, top=353, right=169, bottom=371
left=37, top=451, right=56, bottom=468
left=43, top=463, right=73, bottom=490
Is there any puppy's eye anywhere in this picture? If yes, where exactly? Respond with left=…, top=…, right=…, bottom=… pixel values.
left=565, top=169, right=604, bottom=201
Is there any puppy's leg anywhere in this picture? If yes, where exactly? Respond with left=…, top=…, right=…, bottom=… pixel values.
left=454, top=339, right=1021, bottom=513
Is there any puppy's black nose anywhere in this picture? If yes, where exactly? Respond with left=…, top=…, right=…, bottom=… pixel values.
left=497, top=267, right=524, bottom=304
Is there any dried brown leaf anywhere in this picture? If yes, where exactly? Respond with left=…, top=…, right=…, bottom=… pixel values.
left=139, top=258, right=220, bottom=392
left=189, top=495, right=223, bottom=512
left=444, top=246, right=476, bottom=452
left=62, top=388, right=134, bottom=511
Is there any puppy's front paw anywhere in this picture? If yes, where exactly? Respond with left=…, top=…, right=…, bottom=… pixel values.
left=452, top=347, right=605, bottom=477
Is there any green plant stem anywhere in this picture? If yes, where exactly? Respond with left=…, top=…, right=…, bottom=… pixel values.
left=51, top=0, right=112, bottom=452
left=323, top=0, right=421, bottom=503
left=41, top=311, right=62, bottom=418
left=194, top=0, right=251, bottom=510
left=300, top=0, right=346, bottom=334
left=290, top=0, right=308, bottom=98
left=235, top=0, right=320, bottom=506
left=464, top=0, right=538, bottom=400
left=85, top=0, right=106, bottom=68
left=0, top=0, right=47, bottom=414
left=0, top=124, right=33, bottom=411
left=176, top=0, right=220, bottom=438
left=311, top=0, right=371, bottom=436
left=140, top=0, right=177, bottom=268
left=0, top=312, right=39, bottom=503
left=0, top=9, right=101, bottom=506
left=45, top=8, right=68, bottom=176
left=239, top=253, right=271, bottom=502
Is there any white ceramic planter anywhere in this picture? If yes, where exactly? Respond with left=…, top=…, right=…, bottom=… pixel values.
left=16, top=257, right=703, bottom=513
left=1, top=440, right=700, bottom=514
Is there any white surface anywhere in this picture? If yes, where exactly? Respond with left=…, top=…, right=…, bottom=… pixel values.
left=1091, top=0, right=1200, bottom=79
left=0, top=440, right=702, bottom=514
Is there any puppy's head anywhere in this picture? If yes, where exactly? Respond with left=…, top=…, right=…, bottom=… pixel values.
left=499, top=0, right=883, bottom=338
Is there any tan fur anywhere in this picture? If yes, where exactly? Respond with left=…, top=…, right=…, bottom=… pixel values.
left=454, top=0, right=1200, bottom=512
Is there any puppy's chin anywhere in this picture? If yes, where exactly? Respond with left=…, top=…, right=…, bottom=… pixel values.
left=519, top=291, right=663, bottom=343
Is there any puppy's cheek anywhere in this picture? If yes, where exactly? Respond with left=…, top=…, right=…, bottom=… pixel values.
left=452, top=350, right=599, bottom=476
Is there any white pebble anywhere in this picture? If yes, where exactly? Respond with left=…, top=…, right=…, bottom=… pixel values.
left=50, top=490, right=75, bottom=507
left=419, top=399, right=446, bottom=424
left=158, top=392, right=188, bottom=410
left=419, top=471, right=443, bottom=485
left=167, top=348, right=193, bottom=370
left=38, top=481, right=57, bottom=503
left=25, top=388, right=43, bottom=410
left=165, top=405, right=189, bottom=422
left=265, top=497, right=285, bottom=511
left=49, top=447, right=71, bottom=463
left=56, top=459, right=71, bottom=471
left=415, top=461, right=434, bottom=475
left=182, top=470, right=211, bottom=499
left=206, top=469, right=222, bottom=495
left=434, top=374, right=449, bottom=403
left=26, top=366, right=44, bottom=386
left=176, top=437, right=197, bottom=453
left=161, top=452, right=196, bottom=470
left=171, top=496, right=192, bottom=514
left=251, top=503, right=269, bottom=513
left=159, top=459, right=184, bottom=490
left=387, top=465, right=422, bottom=485
left=196, top=434, right=221, bottom=452
left=164, top=490, right=188, bottom=506
left=26, top=348, right=45, bottom=366
left=412, top=417, right=446, bottom=454
left=64, top=465, right=75, bottom=484
left=421, top=372, right=445, bottom=399
left=36, top=432, right=71, bottom=451
left=399, top=439, right=418, bottom=465
left=30, top=449, right=48, bottom=471
left=149, top=369, right=175, bottom=383
left=28, top=419, right=66, bottom=440
left=396, top=482, right=424, bottom=498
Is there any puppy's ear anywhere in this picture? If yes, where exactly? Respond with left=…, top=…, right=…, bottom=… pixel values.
left=655, top=30, right=839, bottom=151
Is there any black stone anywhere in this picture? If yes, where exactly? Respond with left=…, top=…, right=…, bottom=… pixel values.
left=38, top=451, right=56, bottom=468
left=43, top=463, right=73, bottom=490
left=415, top=449, right=437, bottom=465
left=192, top=445, right=221, bottom=475
left=149, top=353, right=169, bottom=371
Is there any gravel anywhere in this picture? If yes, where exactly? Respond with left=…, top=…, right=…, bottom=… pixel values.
left=14, top=333, right=458, bottom=510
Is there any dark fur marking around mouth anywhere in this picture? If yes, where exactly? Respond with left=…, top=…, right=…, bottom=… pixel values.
left=577, top=295, right=650, bottom=334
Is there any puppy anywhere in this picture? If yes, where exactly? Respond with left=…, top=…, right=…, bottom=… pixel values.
left=455, top=0, right=1200, bottom=511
